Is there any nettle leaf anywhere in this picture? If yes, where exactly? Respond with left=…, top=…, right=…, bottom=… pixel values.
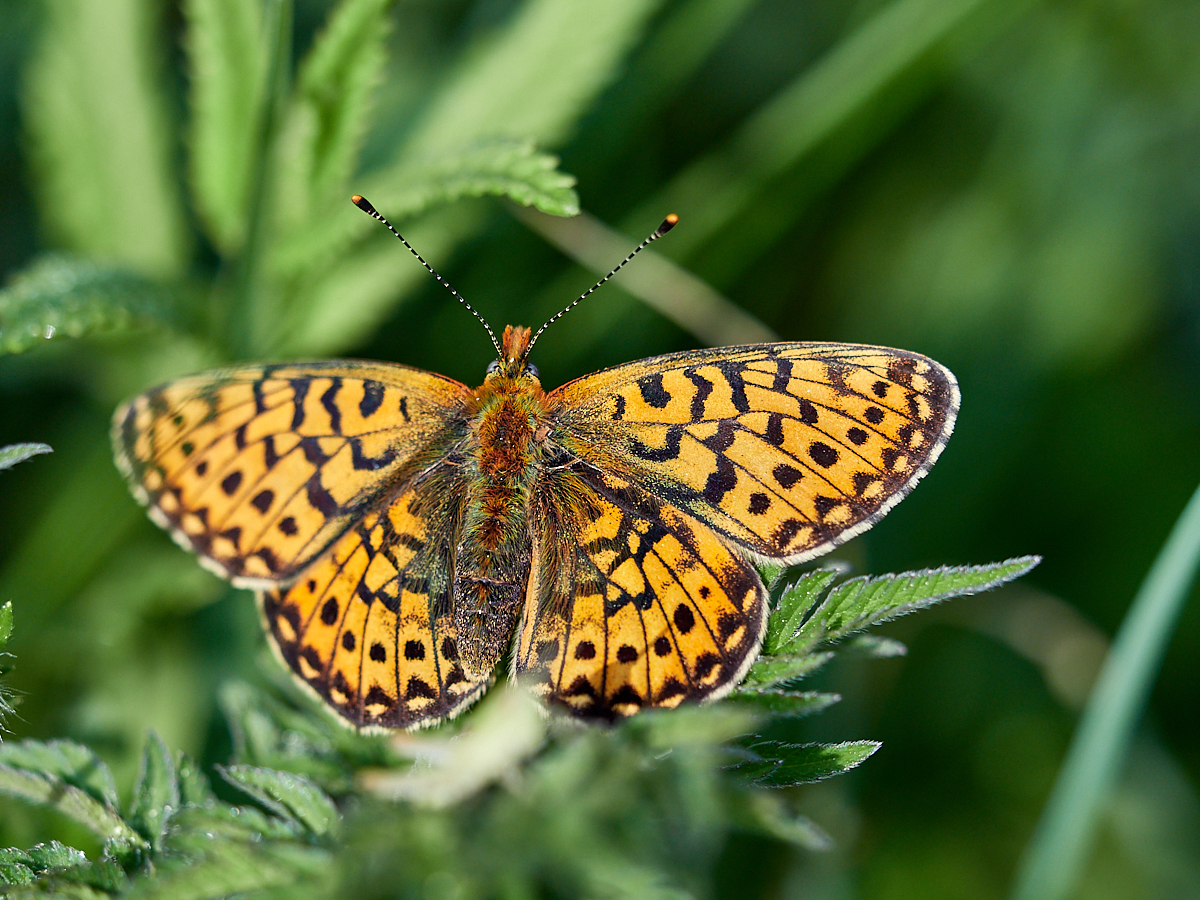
left=0, top=740, right=120, bottom=810
left=0, top=255, right=190, bottom=355
left=175, top=753, right=216, bottom=808
left=217, top=766, right=340, bottom=838
left=183, top=0, right=268, bottom=253
left=128, top=732, right=179, bottom=852
left=762, top=569, right=841, bottom=654
left=790, top=556, right=1041, bottom=652
left=738, top=650, right=834, bottom=691
left=0, top=847, right=36, bottom=886
left=728, top=688, right=840, bottom=718
left=0, top=444, right=52, bottom=473
left=735, top=740, right=881, bottom=787
left=274, top=0, right=396, bottom=228
left=0, top=602, right=13, bottom=647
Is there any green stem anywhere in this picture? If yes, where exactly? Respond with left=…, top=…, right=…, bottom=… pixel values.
left=1011, top=480, right=1200, bottom=900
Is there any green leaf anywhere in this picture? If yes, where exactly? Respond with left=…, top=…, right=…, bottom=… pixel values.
left=217, top=766, right=340, bottom=838
left=0, top=765, right=142, bottom=847
left=739, top=650, right=834, bottom=690
left=275, top=138, right=578, bottom=283
left=0, top=848, right=35, bottom=886
left=273, top=0, right=396, bottom=229
left=128, top=732, right=179, bottom=851
left=794, top=556, right=1041, bottom=651
left=840, top=634, right=909, bottom=658
left=763, top=568, right=841, bottom=654
left=0, top=603, right=14, bottom=648
left=175, top=753, right=216, bottom=808
left=183, top=0, right=268, bottom=253
left=727, top=688, right=840, bottom=718
left=0, top=444, right=52, bottom=473
left=23, top=0, right=189, bottom=274
left=735, top=740, right=881, bottom=787
left=0, top=255, right=190, bottom=355
left=0, top=740, right=120, bottom=810
left=399, top=0, right=665, bottom=161
left=732, top=791, right=832, bottom=850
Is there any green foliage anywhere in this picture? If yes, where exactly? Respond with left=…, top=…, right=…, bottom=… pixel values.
left=0, top=444, right=52, bottom=472
left=0, top=558, right=1037, bottom=897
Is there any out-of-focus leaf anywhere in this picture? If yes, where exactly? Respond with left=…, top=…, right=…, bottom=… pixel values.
left=124, top=817, right=333, bottom=900
left=0, top=255, right=190, bottom=355
left=128, top=732, right=178, bottom=852
left=735, top=740, right=881, bottom=787
left=0, top=848, right=36, bottom=886
left=0, top=444, right=52, bottom=473
left=217, top=766, right=340, bottom=838
left=0, top=740, right=119, bottom=809
left=273, top=0, right=395, bottom=231
left=182, top=0, right=267, bottom=253
left=0, top=763, right=142, bottom=845
left=733, top=791, right=832, bottom=850
left=399, top=0, right=665, bottom=161
left=840, top=634, right=909, bottom=658
left=175, top=753, right=216, bottom=808
left=23, top=0, right=188, bottom=275
left=728, top=688, right=841, bottom=718
left=0, top=602, right=11, bottom=648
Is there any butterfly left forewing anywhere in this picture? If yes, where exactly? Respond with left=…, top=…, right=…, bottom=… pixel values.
left=113, top=361, right=471, bottom=586
left=514, top=464, right=766, bottom=718
left=547, top=343, right=958, bottom=566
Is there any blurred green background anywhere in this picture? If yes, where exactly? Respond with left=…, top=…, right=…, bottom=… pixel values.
left=1, top=0, right=1198, bottom=897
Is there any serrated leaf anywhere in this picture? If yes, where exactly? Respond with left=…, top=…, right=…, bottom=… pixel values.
left=0, top=444, right=52, bottom=473
left=273, top=0, right=395, bottom=231
left=728, top=689, right=840, bottom=718
left=175, top=753, right=216, bottom=808
left=0, top=255, right=190, bottom=355
left=23, top=0, right=188, bottom=274
left=0, top=740, right=120, bottom=810
left=0, top=855, right=35, bottom=886
left=763, top=569, right=841, bottom=654
left=127, top=815, right=333, bottom=900
left=183, top=0, right=268, bottom=253
left=794, top=556, right=1041, bottom=650
left=739, top=650, right=834, bottom=690
left=736, top=740, right=881, bottom=787
left=128, top=732, right=179, bottom=851
left=0, top=765, right=142, bottom=846
left=25, top=841, right=87, bottom=872
left=274, top=138, right=578, bottom=285
left=217, top=766, right=340, bottom=838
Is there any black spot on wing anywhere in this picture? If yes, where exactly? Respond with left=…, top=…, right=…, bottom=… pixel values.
left=637, top=373, right=671, bottom=409
left=359, top=381, right=385, bottom=418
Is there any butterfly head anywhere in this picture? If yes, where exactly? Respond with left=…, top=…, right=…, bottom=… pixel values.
left=484, top=324, right=541, bottom=384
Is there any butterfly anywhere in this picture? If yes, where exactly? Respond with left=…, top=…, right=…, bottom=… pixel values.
left=112, top=197, right=958, bottom=730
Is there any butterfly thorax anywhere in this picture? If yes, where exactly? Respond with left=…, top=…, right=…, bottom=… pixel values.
left=452, top=325, right=550, bottom=678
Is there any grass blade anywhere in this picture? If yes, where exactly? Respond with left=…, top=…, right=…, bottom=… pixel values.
left=1011, top=481, right=1200, bottom=900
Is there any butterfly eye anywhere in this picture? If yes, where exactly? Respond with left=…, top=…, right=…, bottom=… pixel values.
left=486, top=360, right=501, bottom=375
left=525, top=363, right=539, bottom=378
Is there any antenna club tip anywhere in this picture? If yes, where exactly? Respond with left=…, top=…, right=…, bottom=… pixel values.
left=351, top=194, right=378, bottom=215
left=656, top=214, right=679, bottom=236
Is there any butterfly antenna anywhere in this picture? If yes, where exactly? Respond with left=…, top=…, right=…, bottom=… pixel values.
left=352, top=195, right=502, bottom=356
left=526, top=214, right=679, bottom=354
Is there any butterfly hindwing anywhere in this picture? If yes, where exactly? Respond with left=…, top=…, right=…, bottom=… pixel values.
left=547, top=343, right=959, bottom=566
left=113, top=362, right=472, bottom=586
left=514, top=463, right=767, bottom=718
left=260, top=480, right=488, bottom=729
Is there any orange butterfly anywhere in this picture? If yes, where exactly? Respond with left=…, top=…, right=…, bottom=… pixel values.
left=113, top=198, right=957, bottom=729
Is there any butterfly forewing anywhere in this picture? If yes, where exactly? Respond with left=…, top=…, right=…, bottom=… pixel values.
left=547, top=343, right=958, bottom=566
left=113, top=362, right=472, bottom=586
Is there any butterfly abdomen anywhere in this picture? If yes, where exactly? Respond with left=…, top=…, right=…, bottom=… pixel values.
left=451, top=379, right=548, bottom=678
